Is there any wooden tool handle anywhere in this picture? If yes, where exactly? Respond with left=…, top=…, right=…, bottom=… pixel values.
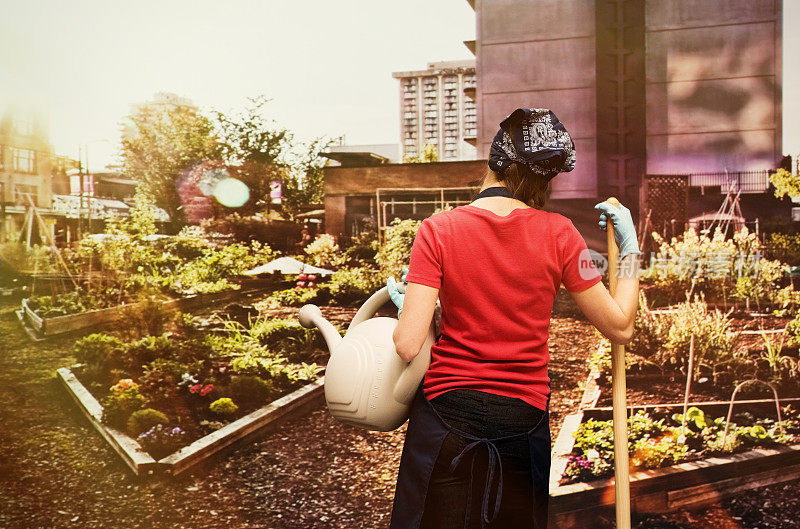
left=605, top=196, right=632, bottom=529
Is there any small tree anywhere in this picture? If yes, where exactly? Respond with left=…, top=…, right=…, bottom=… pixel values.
left=281, top=136, right=339, bottom=221
left=121, top=96, right=222, bottom=224
left=213, top=96, right=292, bottom=216
left=404, top=143, right=439, bottom=163
left=770, top=166, right=800, bottom=200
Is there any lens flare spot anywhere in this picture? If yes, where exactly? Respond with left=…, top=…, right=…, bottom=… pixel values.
left=213, top=178, right=250, bottom=208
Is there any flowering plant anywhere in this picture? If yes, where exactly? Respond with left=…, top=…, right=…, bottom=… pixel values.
left=137, top=424, right=187, bottom=458
left=110, top=379, right=138, bottom=393
left=189, top=383, right=214, bottom=397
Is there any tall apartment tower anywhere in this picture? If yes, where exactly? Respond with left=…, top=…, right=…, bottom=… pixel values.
left=393, top=60, right=477, bottom=161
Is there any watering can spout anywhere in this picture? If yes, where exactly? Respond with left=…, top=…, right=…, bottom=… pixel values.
left=298, top=304, right=343, bottom=352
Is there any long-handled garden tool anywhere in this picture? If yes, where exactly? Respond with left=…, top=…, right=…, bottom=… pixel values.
left=606, top=197, right=632, bottom=529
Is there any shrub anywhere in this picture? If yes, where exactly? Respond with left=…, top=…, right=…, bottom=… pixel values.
left=118, top=295, right=177, bottom=339
left=229, top=375, right=274, bottom=407
left=101, top=385, right=147, bottom=429
left=74, top=333, right=125, bottom=370
left=304, top=234, right=345, bottom=267
left=627, top=291, right=669, bottom=360
left=660, top=294, right=741, bottom=375
left=260, top=287, right=321, bottom=308
left=121, top=334, right=178, bottom=373
left=140, top=359, right=186, bottom=400
left=765, top=232, right=800, bottom=266
left=326, top=266, right=385, bottom=306
left=343, top=228, right=378, bottom=265
left=375, top=217, right=420, bottom=280
left=126, top=408, right=169, bottom=436
left=249, top=317, right=321, bottom=361
left=641, top=226, right=782, bottom=307
left=209, top=397, right=239, bottom=416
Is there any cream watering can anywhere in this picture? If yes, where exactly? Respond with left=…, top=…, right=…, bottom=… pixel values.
left=298, top=283, right=438, bottom=431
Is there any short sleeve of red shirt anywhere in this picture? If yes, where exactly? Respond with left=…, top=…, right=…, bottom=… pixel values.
left=405, top=218, right=442, bottom=289
left=560, top=219, right=603, bottom=292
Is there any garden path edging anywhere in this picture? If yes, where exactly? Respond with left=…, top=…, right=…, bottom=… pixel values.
left=57, top=367, right=325, bottom=479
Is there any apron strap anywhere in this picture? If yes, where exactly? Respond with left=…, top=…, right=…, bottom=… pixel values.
left=447, top=437, right=504, bottom=529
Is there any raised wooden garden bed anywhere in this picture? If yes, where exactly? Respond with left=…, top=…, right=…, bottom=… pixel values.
left=548, top=397, right=800, bottom=528
left=18, top=283, right=288, bottom=340
left=57, top=367, right=324, bottom=479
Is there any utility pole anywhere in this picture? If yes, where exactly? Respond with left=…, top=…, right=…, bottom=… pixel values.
left=0, top=181, right=6, bottom=242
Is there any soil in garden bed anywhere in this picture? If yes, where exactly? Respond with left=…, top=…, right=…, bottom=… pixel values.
left=597, top=480, right=800, bottom=529
left=596, top=376, right=800, bottom=408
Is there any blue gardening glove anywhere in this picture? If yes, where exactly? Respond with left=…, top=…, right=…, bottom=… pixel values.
left=387, top=267, right=409, bottom=318
left=594, top=201, right=641, bottom=260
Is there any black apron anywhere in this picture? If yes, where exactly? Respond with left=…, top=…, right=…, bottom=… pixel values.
left=390, top=186, right=552, bottom=529
left=389, top=382, right=551, bottom=529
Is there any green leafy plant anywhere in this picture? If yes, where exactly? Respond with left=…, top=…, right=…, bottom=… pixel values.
left=660, top=294, right=741, bottom=375
left=326, top=266, right=385, bottom=306
left=564, top=408, right=793, bottom=484
left=100, top=383, right=148, bottom=430
left=249, top=317, right=322, bottom=362
left=769, top=168, right=800, bottom=200
left=229, top=375, right=274, bottom=407
left=209, top=397, right=239, bottom=416
left=126, top=408, right=170, bottom=437
left=140, top=359, right=187, bottom=400
left=258, top=287, right=322, bottom=309
left=758, top=330, right=797, bottom=382
left=74, top=333, right=125, bottom=371
left=304, top=233, right=345, bottom=267
left=375, top=217, right=420, bottom=281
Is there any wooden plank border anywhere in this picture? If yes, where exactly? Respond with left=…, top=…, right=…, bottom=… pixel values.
left=56, top=368, right=159, bottom=477
left=160, top=378, right=325, bottom=477
left=548, top=397, right=800, bottom=528
left=22, top=284, right=283, bottom=339
left=57, top=367, right=324, bottom=479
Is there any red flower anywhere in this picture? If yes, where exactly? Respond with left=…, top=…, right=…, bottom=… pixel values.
left=189, top=384, right=202, bottom=394
left=200, top=384, right=214, bottom=396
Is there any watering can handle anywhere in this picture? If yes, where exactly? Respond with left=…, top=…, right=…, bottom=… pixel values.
left=346, top=284, right=404, bottom=334
left=346, top=284, right=434, bottom=404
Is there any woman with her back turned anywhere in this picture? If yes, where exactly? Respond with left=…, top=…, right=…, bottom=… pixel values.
left=387, top=108, right=640, bottom=529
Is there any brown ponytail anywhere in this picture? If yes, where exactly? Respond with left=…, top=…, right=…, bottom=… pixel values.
left=475, top=163, right=552, bottom=209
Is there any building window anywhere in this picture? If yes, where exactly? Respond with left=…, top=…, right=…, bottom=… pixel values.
left=13, top=148, right=36, bottom=174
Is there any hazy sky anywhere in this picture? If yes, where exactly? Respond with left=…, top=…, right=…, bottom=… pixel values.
left=1, top=1, right=797, bottom=170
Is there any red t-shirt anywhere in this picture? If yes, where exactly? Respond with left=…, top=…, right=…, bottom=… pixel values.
left=404, top=204, right=602, bottom=411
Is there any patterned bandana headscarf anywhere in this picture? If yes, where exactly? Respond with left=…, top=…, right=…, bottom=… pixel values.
left=488, top=108, right=576, bottom=179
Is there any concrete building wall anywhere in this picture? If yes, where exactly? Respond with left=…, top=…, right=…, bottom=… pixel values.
left=644, top=0, right=782, bottom=174
left=473, top=0, right=782, bottom=206
left=475, top=0, right=598, bottom=200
